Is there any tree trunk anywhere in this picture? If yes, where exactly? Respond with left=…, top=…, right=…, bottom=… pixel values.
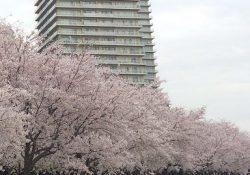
left=23, top=143, right=34, bottom=175
left=23, top=165, right=33, bottom=175
left=18, top=162, right=21, bottom=175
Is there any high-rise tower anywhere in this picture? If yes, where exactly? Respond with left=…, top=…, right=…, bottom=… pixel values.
left=35, top=0, right=157, bottom=84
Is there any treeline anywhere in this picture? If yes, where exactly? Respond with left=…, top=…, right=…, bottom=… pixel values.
left=0, top=20, right=249, bottom=175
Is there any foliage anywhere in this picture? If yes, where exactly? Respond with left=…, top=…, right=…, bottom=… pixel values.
left=0, top=20, right=249, bottom=174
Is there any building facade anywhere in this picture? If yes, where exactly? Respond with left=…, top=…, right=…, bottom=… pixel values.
left=35, top=0, right=157, bottom=84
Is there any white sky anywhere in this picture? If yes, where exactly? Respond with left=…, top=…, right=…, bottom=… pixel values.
left=0, top=0, right=249, bottom=132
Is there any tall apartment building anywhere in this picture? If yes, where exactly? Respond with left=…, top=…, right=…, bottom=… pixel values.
left=35, top=0, right=157, bottom=84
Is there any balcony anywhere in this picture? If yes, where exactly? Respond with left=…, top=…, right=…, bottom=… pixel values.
left=144, top=62, right=157, bottom=67
left=96, top=60, right=146, bottom=66
left=57, top=30, right=142, bottom=37
left=36, top=0, right=54, bottom=17
left=63, top=48, right=144, bottom=56
left=113, top=69, right=147, bottom=75
left=35, top=0, right=43, bottom=6
left=140, top=28, right=154, bottom=33
left=36, top=0, right=48, bottom=13
left=57, top=21, right=141, bottom=28
left=144, top=48, right=156, bottom=53
left=140, top=1, right=150, bottom=7
left=144, top=75, right=156, bottom=80
left=139, top=9, right=152, bottom=13
left=37, top=13, right=57, bottom=33
left=55, top=2, right=140, bottom=10
left=90, top=50, right=144, bottom=56
left=40, top=22, right=57, bottom=38
left=60, top=40, right=144, bottom=47
left=143, top=55, right=156, bottom=60
left=36, top=4, right=56, bottom=22
left=139, top=21, right=153, bottom=26
left=56, top=12, right=141, bottom=19
left=147, top=69, right=158, bottom=74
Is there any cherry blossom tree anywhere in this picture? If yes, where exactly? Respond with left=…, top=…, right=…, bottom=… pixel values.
left=0, top=20, right=173, bottom=174
left=187, top=121, right=250, bottom=173
left=0, top=20, right=250, bottom=175
left=0, top=20, right=135, bottom=173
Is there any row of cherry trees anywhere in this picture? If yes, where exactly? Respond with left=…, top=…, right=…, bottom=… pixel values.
left=0, top=21, right=249, bottom=174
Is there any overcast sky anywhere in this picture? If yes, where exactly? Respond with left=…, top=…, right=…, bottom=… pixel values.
left=0, top=0, right=249, bottom=132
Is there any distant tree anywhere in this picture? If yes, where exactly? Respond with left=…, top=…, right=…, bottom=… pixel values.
left=187, top=121, right=250, bottom=173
